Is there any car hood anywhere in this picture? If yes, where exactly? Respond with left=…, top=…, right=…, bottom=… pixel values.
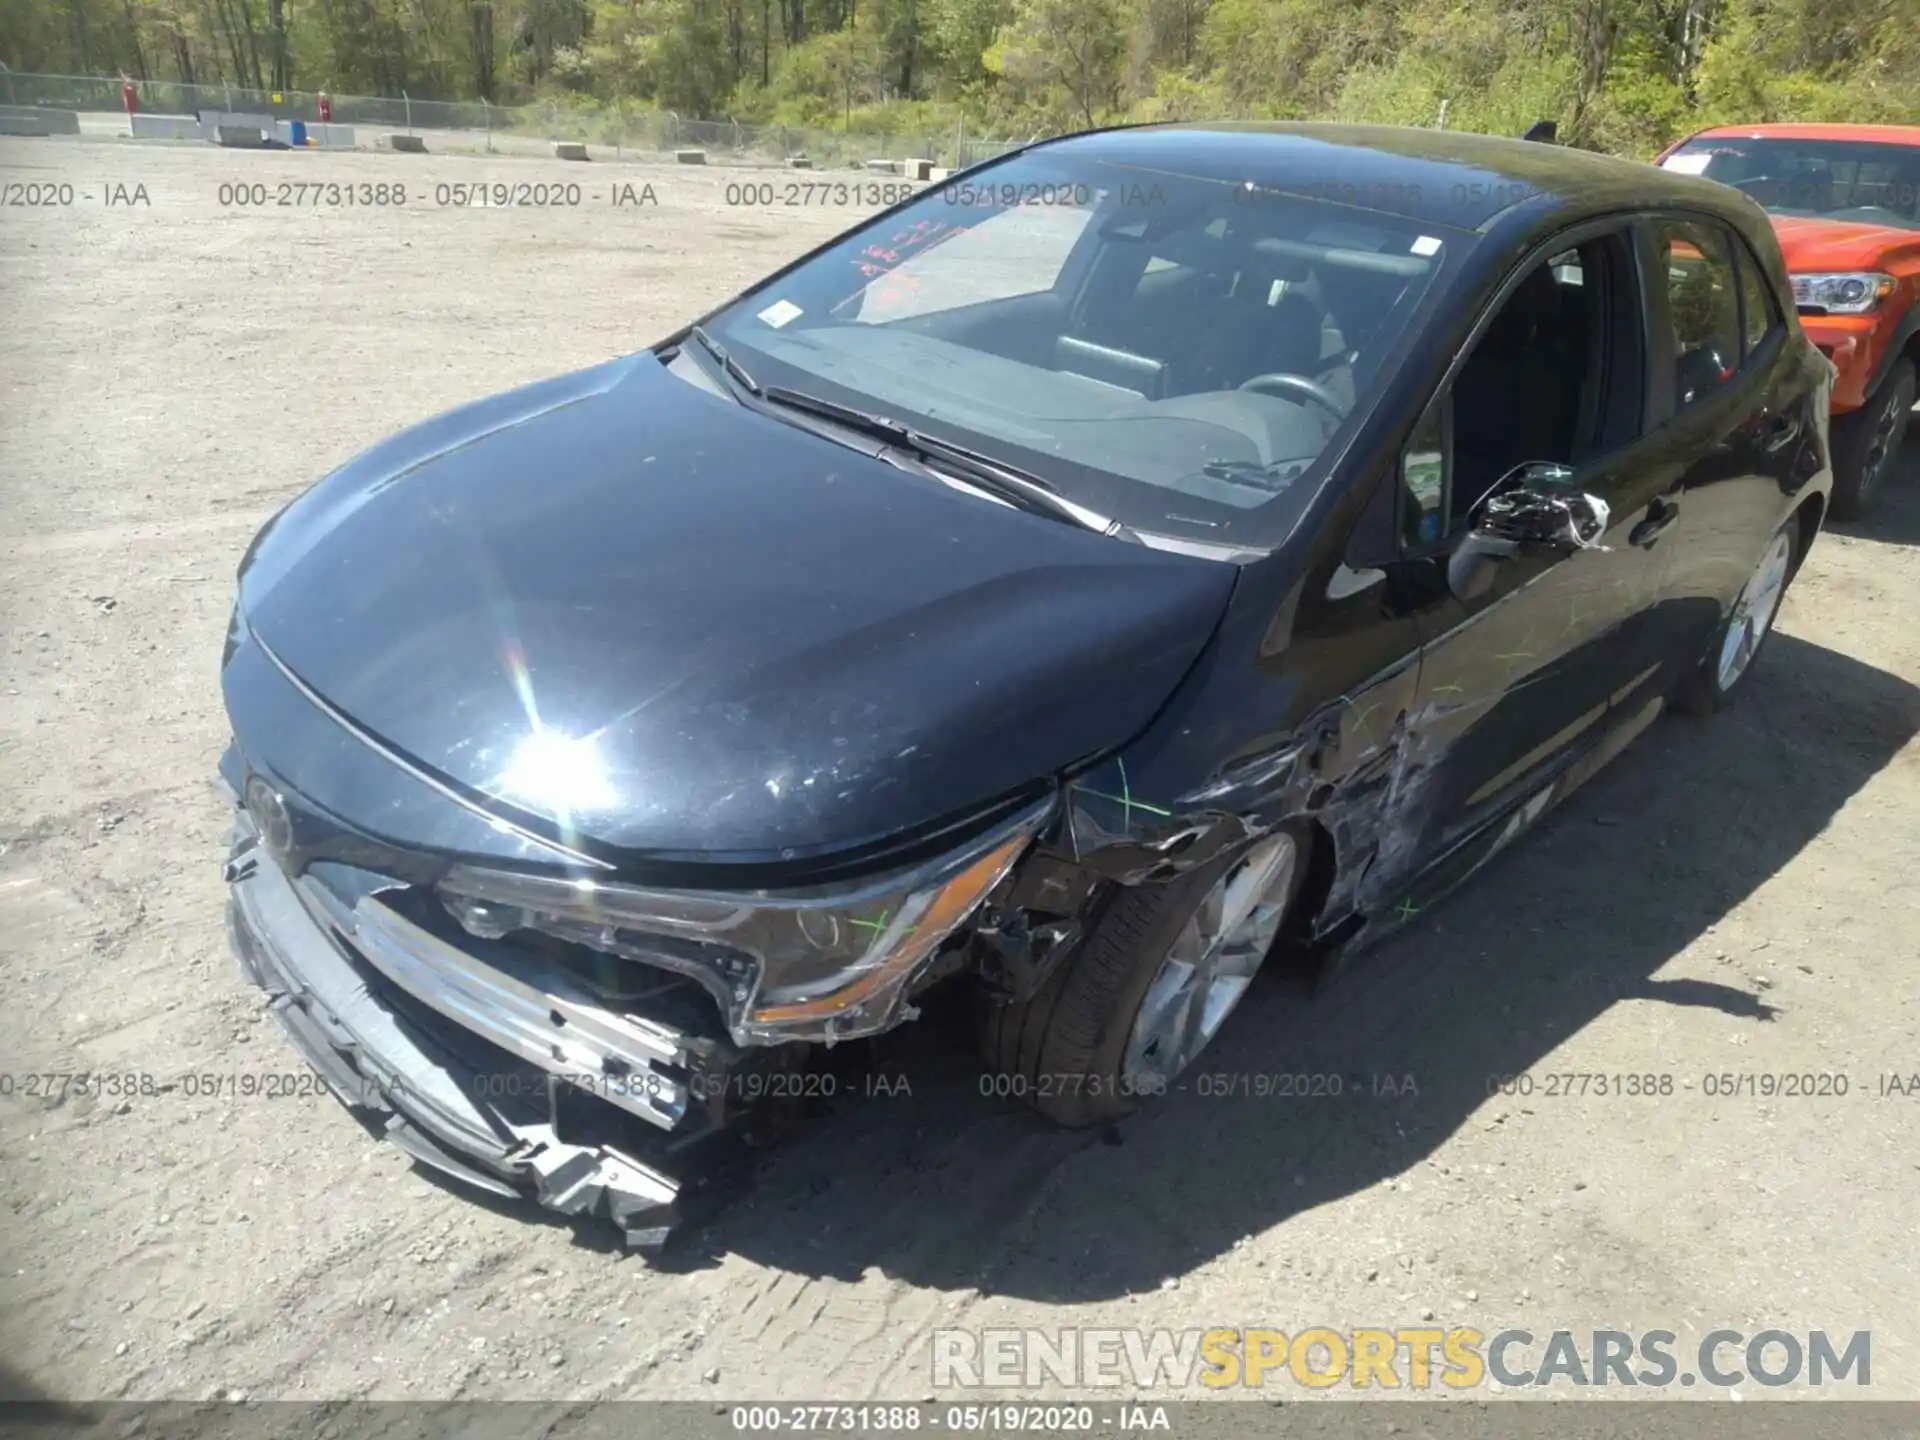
left=235, top=353, right=1236, bottom=865
left=1768, top=215, right=1920, bottom=271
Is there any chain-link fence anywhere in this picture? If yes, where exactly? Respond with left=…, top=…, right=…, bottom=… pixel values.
left=0, top=70, right=1027, bottom=169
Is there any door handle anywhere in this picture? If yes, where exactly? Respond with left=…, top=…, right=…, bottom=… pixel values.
left=1629, top=498, right=1680, bottom=548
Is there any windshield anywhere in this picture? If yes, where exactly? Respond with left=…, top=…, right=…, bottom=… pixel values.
left=1661, top=137, right=1920, bottom=232
left=698, top=149, right=1462, bottom=550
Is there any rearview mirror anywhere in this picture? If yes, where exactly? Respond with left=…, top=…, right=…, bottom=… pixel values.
left=1480, top=464, right=1609, bottom=548
left=1447, top=463, right=1610, bottom=600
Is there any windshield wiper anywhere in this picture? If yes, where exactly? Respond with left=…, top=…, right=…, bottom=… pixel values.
left=758, top=386, right=1129, bottom=538
left=685, top=325, right=762, bottom=397
left=1200, top=458, right=1311, bottom=494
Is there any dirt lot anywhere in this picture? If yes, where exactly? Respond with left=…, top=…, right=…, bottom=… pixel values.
left=1, top=133, right=1917, bottom=1407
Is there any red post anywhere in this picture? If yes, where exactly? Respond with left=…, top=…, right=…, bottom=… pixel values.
left=122, top=76, right=140, bottom=117
left=317, top=91, right=332, bottom=124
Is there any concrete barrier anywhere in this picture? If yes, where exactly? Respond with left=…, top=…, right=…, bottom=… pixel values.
left=0, top=105, right=81, bottom=136
left=216, top=124, right=269, bottom=148
left=387, top=133, right=427, bottom=153
left=786, top=155, right=813, bottom=169
left=273, top=118, right=356, bottom=148
left=928, top=167, right=952, bottom=184
left=673, top=148, right=707, bottom=164
left=901, top=157, right=934, bottom=181
left=553, top=140, right=590, bottom=161
left=864, top=158, right=902, bottom=174
left=130, top=112, right=201, bottom=140
left=201, top=110, right=275, bottom=140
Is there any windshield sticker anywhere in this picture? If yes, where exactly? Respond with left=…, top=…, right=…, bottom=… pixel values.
left=757, top=299, right=804, bottom=329
left=1410, top=235, right=1442, bottom=257
left=1662, top=153, right=1714, bottom=175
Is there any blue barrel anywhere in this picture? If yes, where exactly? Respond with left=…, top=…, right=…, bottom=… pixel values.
left=289, top=118, right=308, bottom=146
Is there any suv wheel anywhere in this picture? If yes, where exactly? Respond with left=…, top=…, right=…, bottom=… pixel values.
left=982, top=831, right=1307, bottom=1128
left=1829, top=358, right=1915, bottom=521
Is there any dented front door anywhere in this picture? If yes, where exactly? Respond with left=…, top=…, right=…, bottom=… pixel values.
left=1399, top=447, right=1668, bottom=885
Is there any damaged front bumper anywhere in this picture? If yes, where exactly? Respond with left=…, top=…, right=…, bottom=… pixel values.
left=224, top=809, right=732, bottom=1250
left=218, top=720, right=1059, bottom=1251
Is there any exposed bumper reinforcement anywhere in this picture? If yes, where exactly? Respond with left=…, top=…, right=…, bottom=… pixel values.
left=225, top=829, right=687, bottom=1250
left=350, top=889, right=695, bottom=1132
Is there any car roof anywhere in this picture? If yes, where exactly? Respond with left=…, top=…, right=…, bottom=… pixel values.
left=1683, top=122, right=1920, bottom=147
left=1031, top=122, right=1729, bottom=233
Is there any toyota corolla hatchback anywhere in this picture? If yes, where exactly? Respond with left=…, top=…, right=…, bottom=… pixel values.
left=220, top=123, right=1833, bottom=1251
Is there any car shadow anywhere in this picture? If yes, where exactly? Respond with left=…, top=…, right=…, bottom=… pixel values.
left=671, top=629, right=1917, bottom=1299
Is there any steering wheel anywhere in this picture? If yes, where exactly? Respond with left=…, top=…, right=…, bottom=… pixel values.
left=1238, top=371, right=1349, bottom=419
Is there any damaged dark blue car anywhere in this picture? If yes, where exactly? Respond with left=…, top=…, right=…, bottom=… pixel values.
left=220, top=122, right=1833, bottom=1251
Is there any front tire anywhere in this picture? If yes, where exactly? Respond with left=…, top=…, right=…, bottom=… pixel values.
left=1674, top=517, right=1798, bottom=716
left=1829, top=358, right=1914, bottom=521
left=982, top=831, right=1306, bottom=1127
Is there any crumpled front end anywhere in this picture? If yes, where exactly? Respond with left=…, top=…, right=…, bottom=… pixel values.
left=214, top=587, right=1065, bottom=1250
left=222, top=795, right=724, bottom=1248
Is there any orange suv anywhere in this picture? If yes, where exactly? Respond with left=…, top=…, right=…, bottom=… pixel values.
left=1658, top=123, right=1920, bottom=517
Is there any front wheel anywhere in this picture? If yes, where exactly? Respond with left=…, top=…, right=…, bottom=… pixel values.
left=981, top=830, right=1307, bottom=1127
left=1829, top=358, right=1914, bottom=521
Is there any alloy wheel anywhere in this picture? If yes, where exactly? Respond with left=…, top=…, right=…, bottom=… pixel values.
left=1120, top=834, right=1298, bottom=1089
left=1715, top=529, right=1793, bottom=693
left=1858, top=386, right=1908, bottom=500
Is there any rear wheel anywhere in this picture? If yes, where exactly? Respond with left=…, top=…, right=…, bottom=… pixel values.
left=1674, top=518, right=1798, bottom=716
left=982, top=831, right=1307, bottom=1128
left=1829, top=358, right=1914, bottom=521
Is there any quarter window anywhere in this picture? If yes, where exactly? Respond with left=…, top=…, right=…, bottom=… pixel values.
left=1401, top=401, right=1447, bottom=548
left=1653, top=220, right=1742, bottom=408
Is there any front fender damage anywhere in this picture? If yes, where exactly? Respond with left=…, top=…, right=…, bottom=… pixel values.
left=969, top=688, right=1444, bottom=1003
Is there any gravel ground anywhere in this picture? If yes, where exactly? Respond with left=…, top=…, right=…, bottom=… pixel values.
left=2, top=133, right=1917, bottom=1409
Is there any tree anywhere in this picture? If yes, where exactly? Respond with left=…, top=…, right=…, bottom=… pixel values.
left=1, top=0, right=1914, bottom=152
left=988, top=0, right=1126, bottom=127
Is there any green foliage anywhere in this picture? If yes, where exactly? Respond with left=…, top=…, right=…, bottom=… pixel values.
left=1122, top=67, right=1227, bottom=123
left=1693, top=0, right=1920, bottom=127
left=987, top=0, right=1129, bottom=127
left=923, top=0, right=1015, bottom=91
left=1202, top=0, right=1401, bottom=119
left=572, top=0, right=731, bottom=114
left=3, top=0, right=1915, bottom=154
left=747, top=26, right=888, bottom=125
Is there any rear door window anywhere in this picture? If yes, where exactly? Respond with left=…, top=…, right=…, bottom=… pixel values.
left=1734, top=239, right=1783, bottom=360
left=1652, top=219, right=1742, bottom=408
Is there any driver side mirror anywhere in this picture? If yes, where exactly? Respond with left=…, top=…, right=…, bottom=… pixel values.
left=1447, top=462, right=1610, bottom=600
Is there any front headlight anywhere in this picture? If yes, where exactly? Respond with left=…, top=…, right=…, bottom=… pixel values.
left=435, top=799, right=1051, bottom=1045
left=1789, top=272, right=1897, bottom=315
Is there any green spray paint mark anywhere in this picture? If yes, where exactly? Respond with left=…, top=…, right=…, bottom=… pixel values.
left=846, top=909, right=894, bottom=936
left=1078, top=756, right=1173, bottom=826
